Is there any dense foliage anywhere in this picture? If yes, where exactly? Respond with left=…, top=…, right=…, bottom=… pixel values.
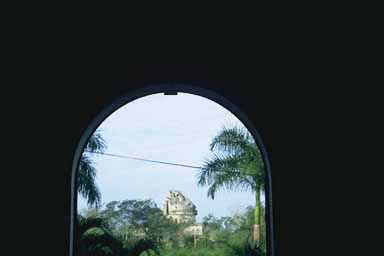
left=77, top=200, right=266, bottom=256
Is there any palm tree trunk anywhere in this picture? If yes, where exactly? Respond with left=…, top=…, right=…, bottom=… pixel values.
left=253, top=186, right=261, bottom=243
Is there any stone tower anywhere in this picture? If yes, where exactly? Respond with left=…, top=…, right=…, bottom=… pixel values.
left=161, top=190, right=197, bottom=223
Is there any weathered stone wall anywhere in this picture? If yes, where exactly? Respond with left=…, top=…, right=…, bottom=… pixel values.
left=162, top=190, right=197, bottom=223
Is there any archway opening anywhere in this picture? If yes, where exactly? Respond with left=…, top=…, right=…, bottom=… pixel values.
left=71, top=85, right=274, bottom=256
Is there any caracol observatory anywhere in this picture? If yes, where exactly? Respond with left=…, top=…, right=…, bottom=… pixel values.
left=161, top=190, right=198, bottom=223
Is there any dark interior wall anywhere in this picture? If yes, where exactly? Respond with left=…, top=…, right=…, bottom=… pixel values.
left=16, top=50, right=364, bottom=255
left=6, top=16, right=372, bottom=256
left=60, top=61, right=318, bottom=256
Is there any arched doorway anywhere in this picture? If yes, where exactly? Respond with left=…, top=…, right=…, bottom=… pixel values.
left=70, top=84, right=274, bottom=255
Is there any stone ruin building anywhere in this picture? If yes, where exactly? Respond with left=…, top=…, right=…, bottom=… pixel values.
left=161, top=190, right=197, bottom=223
left=161, top=190, right=203, bottom=235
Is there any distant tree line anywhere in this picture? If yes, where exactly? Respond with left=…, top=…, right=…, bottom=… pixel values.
left=77, top=199, right=266, bottom=256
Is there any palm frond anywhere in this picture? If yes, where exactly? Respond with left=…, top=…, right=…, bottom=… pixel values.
left=210, top=126, right=254, bottom=155
left=198, top=154, right=256, bottom=199
left=197, top=154, right=238, bottom=186
left=198, top=125, right=266, bottom=200
left=78, top=215, right=110, bottom=235
left=77, top=131, right=106, bottom=207
left=78, top=154, right=101, bottom=207
left=85, top=131, right=107, bottom=153
left=79, top=229, right=123, bottom=256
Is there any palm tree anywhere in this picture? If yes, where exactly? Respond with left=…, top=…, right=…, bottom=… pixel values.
left=77, top=214, right=123, bottom=256
left=77, top=214, right=159, bottom=256
left=78, top=131, right=106, bottom=207
left=197, top=126, right=265, bottom=243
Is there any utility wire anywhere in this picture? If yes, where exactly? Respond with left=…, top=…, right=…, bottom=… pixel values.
left=84, top=151, right=203, bottom=169
left=84, top=151, right=258, bottom=176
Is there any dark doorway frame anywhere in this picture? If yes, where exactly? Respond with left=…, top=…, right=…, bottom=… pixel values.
left=70, top=84, right=275, bottom=255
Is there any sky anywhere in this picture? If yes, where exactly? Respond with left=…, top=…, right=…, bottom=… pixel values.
left=78, top=92, right=264, bottom=222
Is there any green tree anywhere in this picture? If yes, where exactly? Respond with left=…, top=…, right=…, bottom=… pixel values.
left=197, top=126, right=265, bottom=243
left=78, top=131, right=106, bottom=207
left=76, top=214, right=123, bottom=256
left=77, top=211, right=160, bottom=256
left=226, top=206, right=266, bottom=255
left=99, top=199, right=179, bottom=248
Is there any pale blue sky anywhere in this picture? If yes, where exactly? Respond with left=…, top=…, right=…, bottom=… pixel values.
left=78, top=93, right=264, bottom=221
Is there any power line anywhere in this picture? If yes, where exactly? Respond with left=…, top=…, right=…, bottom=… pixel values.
left=84, top=151, right=203, bottom=169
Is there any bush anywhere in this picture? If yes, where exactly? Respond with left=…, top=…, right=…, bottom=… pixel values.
left=158, top=247, right=233, bottom=256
